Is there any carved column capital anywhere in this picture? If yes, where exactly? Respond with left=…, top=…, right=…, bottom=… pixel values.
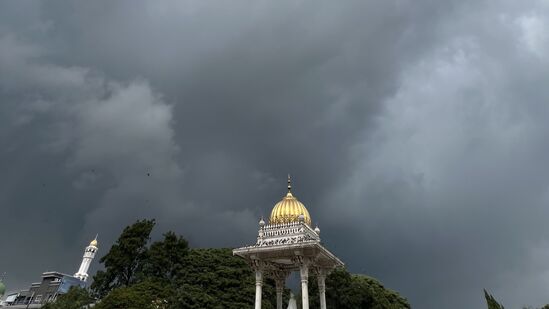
left=250, top=258, right=268, bottom=271
left=292, top=255, right=311, bottom=283
left=271, top=269, right=289, bottom=281
left=313, top=267, right=329, bottom=277
left=317, top=271, right=326, bottom=294
left=292, top=255, right=312, bottom=267
left=273, top=270, right=288, bottom=291
left=271, top=269, right=287, bottom=309
left=250, top=259, right=268, bottom=288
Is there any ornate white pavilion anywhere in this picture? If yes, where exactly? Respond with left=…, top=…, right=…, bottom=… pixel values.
left=233, top=176, right=344, bottom=309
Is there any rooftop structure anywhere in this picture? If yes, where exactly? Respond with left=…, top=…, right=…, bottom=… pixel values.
left=233, top=176, right=344, bottom=309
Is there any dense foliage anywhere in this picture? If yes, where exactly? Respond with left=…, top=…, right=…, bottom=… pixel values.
left=95, top=279, right=173, bottom=309
left=307, top=268, right=410, bottom=309
left=91, top=219, right=155, bottom=297
left=143, top=231, right=189, bottom=281
left=91, top=219, right=279, bottom=309
left=172, top=248, right=278, bottom=309
left=41, top=287, right=94, bottom=309
left=44, top=219, right=410, bottom=309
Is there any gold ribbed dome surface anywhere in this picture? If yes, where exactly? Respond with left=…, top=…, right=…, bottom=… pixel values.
left=269, top=176, right=312, bottom=226
left=90, top=237, right=98, bottom=247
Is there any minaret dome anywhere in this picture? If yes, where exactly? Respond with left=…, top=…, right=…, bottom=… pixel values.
left=90, top=238, right=98, bottom=247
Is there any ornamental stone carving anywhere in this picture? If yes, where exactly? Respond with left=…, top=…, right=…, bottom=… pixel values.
left=233, top=177, right=344, bottom=309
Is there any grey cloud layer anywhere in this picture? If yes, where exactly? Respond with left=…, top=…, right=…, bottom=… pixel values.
left=1, top=1, right=549, bottom=308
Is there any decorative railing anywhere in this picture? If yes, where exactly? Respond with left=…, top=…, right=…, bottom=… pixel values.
left=254, top=221, right=320, bottom=247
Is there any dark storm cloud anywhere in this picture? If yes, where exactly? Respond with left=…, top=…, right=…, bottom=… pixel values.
left=2, top=1, right=549, bottom=308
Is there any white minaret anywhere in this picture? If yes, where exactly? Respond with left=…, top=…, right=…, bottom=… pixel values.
left=74, top=235, right=98, bottom=282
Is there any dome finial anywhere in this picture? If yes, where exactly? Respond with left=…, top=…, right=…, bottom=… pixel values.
left=287, top=174, right=292, bottom=192
left=90, top=234, right=99, bottom=247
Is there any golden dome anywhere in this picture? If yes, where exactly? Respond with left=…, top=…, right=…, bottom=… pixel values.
left=90, top=236, right=98, bottom=247
left=269, top=176, right=312, bottom=226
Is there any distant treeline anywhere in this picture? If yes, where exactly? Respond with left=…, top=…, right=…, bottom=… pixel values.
left=43, top=219, right=410, bottom=309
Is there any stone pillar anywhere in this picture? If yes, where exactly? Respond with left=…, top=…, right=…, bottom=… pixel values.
left=275, top=279, right=284, bottom=309
left=255, top=269, right=263, bottom=309
left=272, top=269, right=288, bottom=309
left=300, top=263, right=309, bottom=309
left=318, top=270, right=327, bottom=309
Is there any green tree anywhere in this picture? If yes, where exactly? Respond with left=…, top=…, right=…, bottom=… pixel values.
left=168, top=283, right=218, bottom=309
left=484, top=289, right=505, bottom=309
left=308, top=268, right=410, bottom=309
left=88, top=219, right=410, bottom=309
left=91, top=219, right=155, bottom=297
left=142, top=231, right=189, bottom=281
left=41, top=287, right=94, bottom=309
left=170, top=248, right=278, bottom=309
left=95, top=279, right=173, bottom=309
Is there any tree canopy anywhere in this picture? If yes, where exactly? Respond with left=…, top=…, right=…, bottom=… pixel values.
left=45, top=219, right=411, bottom=309
left=170, top=248, right=278, bottom=309
left=41, top=287, right=93, bottom=309
left=91, top=219, right=155, bottom=297
left=307, top=268, right=410, bottom=309
left=94, top=279, right=172, bottom=309
left=142, top=231, right=189, bottom=282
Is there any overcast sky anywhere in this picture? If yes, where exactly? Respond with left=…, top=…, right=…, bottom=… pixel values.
left=2, top=1, right=549, bottom=308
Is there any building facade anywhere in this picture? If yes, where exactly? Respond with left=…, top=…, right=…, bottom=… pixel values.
left=1, top=237, right=98, bottom=308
